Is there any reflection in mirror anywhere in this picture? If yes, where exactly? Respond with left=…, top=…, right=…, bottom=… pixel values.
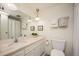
left=0, top=11, right=22, bottom=40
left=8, top=17, right=21, bottom=39
left=0, top=13, right=8, bottom=40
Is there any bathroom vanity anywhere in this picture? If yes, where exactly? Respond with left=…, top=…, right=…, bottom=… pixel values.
left=0, top=36, right=46, bottom=56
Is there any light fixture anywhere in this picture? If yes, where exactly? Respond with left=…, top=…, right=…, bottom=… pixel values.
left=27, top=19, right=31, bottom=22
left=35, top=8, right=40, bottom=21
left=4, top=3, right=18, bottom=10
left=0, top=5, right=4, bottom=10
left=27, top=16, right=31, bottom=22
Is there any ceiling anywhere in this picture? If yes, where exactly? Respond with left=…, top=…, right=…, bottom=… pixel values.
left=0, top=3, right=73, bottom=19
left=14, top=3, right=59, bottom=17
left=0, top=3, right=58, bottom=19
left=15, top=3, right=55, bottom=11
left=14, top=3, right=73, bottom=17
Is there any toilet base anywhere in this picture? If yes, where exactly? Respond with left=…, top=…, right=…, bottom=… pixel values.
left=50, top=49, right=65, bottom=56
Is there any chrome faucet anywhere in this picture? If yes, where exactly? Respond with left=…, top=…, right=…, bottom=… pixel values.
left=14, top=38, right=18, bottom=43
left=8, top=38, right=18, bottom=47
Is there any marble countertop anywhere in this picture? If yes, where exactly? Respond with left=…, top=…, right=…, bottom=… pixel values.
left=0, top=36, right=43, bottom=56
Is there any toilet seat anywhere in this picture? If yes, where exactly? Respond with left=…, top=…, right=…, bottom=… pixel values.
left=51, top=49, right=65, bottom=56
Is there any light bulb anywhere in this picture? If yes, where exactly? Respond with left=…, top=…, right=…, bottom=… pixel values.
left=27, top=19, right=31, bottom=22
left=35, top=17, right=40, bottom=21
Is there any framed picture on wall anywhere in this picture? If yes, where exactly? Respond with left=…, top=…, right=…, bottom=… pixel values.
left=38, top=25, right=43, bottom=31
left=30, top=26, right=35, bottom=31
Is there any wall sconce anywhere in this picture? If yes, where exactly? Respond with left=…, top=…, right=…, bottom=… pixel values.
left=27, top=16, right=32, bottom=23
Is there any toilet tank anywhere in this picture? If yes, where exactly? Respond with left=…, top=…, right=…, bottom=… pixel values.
left=52, top=39, right=65, bottom=51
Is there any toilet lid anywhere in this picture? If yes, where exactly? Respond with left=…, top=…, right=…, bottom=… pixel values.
left=51, top=49, right=65, bottom=56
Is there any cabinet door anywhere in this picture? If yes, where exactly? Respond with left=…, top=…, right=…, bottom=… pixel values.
left=25, top=49, right=36, bottom=56
left=34, top=44, right=41, bottom=56
left=39, top=42, right=45, bottom=55
left=26, top=46, right=40, bottom=56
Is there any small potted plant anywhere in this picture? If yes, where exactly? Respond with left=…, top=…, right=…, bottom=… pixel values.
left=32, top=32, right=38, bottom=37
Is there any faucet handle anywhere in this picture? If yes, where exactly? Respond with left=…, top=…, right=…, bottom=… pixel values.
left=24, top=35, right=26, bottom=37
left=14, top=38, right=18, bottom=43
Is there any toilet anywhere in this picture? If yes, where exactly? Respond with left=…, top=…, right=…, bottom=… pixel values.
left=50, top=39, right=65, bottom=56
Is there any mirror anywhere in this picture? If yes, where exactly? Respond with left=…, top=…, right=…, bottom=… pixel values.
left=0, top=11, right=22, bottom=40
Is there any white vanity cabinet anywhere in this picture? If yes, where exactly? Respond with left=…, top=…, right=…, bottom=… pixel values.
left=10, top=38, right=45, bottom=56
left=25, top=39, right=45, bottom=56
